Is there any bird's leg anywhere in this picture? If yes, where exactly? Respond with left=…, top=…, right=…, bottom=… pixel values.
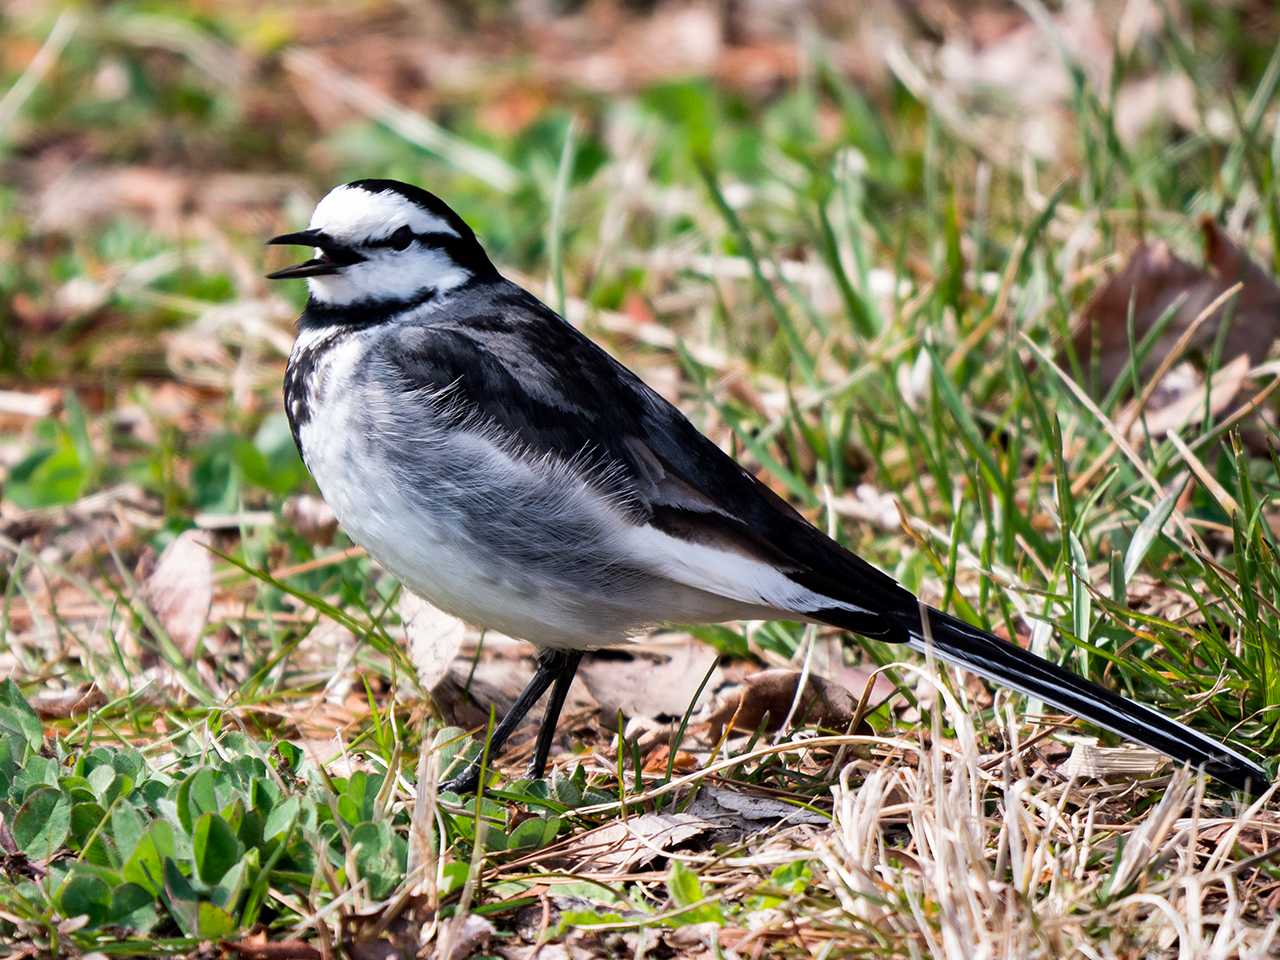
left=527, top=650, right=584, bottom=781
left=440, top=649, right=569, bottom=795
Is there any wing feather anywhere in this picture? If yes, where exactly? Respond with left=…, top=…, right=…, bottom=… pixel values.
left=378, top=281, right=914, bottom=636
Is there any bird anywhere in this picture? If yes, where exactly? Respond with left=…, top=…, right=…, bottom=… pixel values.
left=267, top=178, right=1268, bottom=795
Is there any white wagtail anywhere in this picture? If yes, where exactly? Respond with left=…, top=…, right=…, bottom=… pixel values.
left=267, top=179, right=1268, bottom=794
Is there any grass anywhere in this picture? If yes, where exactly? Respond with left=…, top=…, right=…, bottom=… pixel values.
left=3, top=1, right=1280, bottom=956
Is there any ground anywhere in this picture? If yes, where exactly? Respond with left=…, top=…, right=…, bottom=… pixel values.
left=2, top=1, right=1280, bottom=957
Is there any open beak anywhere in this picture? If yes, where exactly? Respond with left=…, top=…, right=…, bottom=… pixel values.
left=265, top=229, right=364, bottom=280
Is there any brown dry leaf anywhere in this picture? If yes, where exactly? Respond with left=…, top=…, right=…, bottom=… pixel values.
left=1064, top=742, right=1165, bottom=781
left=578, top=642, right=720, bottom=720
left=340, top=892, right=438, bottom=960
left=685, top=785, right=829, bottom=828
left=568, top=812, right=715, bottom=871
left=1138, top=353, right=1251, bottom=437
left=400, top=592, right=465, bottom=692
left=29, top=685, right=105, bottom=720
left=439, top=914, right=496, bottom=960
left=140, top=529, right=213, bottom=659
left=707, top=668, right=859, bottom=740
left=1126, top=573, right=1206, bottom=625
left=282, top=494, right=337, bottom=545
left=1068, top=220, right=1280, bottom=431
left=641, top=743, right=699, bottom=774
left=223, top=932, right=321, bottom=960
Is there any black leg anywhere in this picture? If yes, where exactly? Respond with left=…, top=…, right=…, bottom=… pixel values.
left=440, top=650, right=572, bottom=795
left=527, top=651, right=583, bottom=780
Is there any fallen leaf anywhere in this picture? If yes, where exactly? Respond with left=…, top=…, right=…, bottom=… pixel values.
left=140, top=529, right=213, bottom=659
left=1064, top=742, right=1165, bottom=781
left=400, top=592, right=465, bottom=692
left=1136, top=354, right=1251, bottom=437
left=665, top=922, right=727, bottom=957
left=432, top=654, right=537, bottom=730
left=707, top=669, right=859, bottom=740
left=441, top=914, right=495, bottom=960
left=579, top=642, right=720, bottom=720
left=282, top=494, right=337, bottom=545
left=1067, top=220, right=1280, bottom=436
left=223, top=933, right=321, bottom=960
left=29, top=685, right=105, bottom=720
left=641, top=743, right=699, bottom=774
left=569, top=812, right=715, bottom=871
left=685, top=785, right=829, bottom=827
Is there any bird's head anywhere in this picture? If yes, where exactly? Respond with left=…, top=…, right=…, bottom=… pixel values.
left=266, top=179, right=494, bottom=308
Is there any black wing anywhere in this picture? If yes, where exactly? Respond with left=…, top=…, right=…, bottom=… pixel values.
left=374, top=281, right=915, bottom=639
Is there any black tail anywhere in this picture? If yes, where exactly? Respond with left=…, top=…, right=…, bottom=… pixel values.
left=823, top=604, right=1269, bottom=793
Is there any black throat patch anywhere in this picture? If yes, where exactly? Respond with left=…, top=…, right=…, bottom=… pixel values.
left=283, top=323, right=363, bottom=451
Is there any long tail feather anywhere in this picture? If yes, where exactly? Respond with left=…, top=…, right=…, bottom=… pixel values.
left=823, top=604, right=1269, bottom=792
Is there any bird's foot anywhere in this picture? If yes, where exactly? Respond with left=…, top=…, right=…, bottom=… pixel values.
left=525, top=758, right=548, bottom=782
left=439, top=764, right=482, bottom=796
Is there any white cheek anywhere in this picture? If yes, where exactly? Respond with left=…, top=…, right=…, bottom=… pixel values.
left=307, top=249, right=471, bottom=305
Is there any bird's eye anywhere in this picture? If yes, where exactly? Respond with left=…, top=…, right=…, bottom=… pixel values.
left=390, top=226, right=414, bottom=251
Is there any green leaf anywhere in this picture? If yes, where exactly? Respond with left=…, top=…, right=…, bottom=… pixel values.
left=337, top=771, right=381, bottom=825
left=6, top=440, right=88, bottom=508
left=770, top=860, right=811, bottom=893
left=192, top=813, right=242, bottom=886
left=439, top=861, right=470, bottom=897
left=13, top=786, right=71, bottom=859
left=666, top=861, right=724, bottom=926
left=506, top=816, right=562, bottom=851
left=0, top=679, right=44, bottom=752
left=351, top=820, right=404, bottom=900
left=685, top=624, right=748, bottom=659
left=13, top=754, right=59, bottom=799
left=176, top=767, right=220, bottom=835
left=70, top=801, right=112, bottom=865
left=549, top=772, right=581, bottom=808
left=111, top=803, right=146, bottom=863
left=1123, top=482, right=1184, bottom=583
left=0, top=737, right=15, bottom=801
left=667, top=860, right=703, bottom=908
left=197, top=901, right=237, bottom=939
left=555, top=908, right=627, bottom=933
left=60, top=870, right=112, bottom=927
left=124, top=821, right=176, bottom=896
left=6, top=399, right=95, bottom=509
left=109, top=883, right=159, bottom=932
left=263, top=795, right=299, bottom=842
left=87, top=764, right=116, bottom=803
left=211, top=847, right=254, bottom=910
left=236, top=413, right=308, bottom=494
left=162, top=857, right=200, bottom=937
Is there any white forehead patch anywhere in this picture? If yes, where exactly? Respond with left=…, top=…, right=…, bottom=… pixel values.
left=308, top=184, right=459, bottom=242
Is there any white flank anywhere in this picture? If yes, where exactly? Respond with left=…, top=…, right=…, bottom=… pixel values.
left=625, top=523, right=868, bottom=616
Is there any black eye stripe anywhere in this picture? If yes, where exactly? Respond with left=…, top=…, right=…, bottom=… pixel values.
left=366, top=229, right=458, bottom=250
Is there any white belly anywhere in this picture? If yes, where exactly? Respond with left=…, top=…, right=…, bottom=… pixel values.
left=289, top=325, right=772, bottom=648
